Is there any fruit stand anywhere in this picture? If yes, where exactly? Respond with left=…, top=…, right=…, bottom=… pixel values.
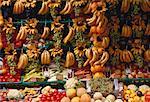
left=0, top=0, right=150, bottom=101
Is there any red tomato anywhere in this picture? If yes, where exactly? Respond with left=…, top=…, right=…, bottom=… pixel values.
left=46, top=96, right=51, bottom=100
left=51, top=96, right=54, bottom=101
left=2, top=79, right=6, bottom=82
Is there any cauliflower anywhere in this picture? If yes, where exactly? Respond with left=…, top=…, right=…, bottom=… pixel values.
left=7, top=89, right=23, bottom=100
left=128, top=84, right=138, bottom=91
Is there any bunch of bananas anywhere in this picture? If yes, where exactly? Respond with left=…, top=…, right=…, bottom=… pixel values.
left=145, top=24, right=150, bottom=35
left=64, top=51, right=75, bottom=68
left=41, top=50, right=51, bottom=65
left=13, top=0, right=25, bottom=14
left=38, top=1, right=49, bottom=15
left=63, top=26, right=75, bottom=44
left=60, top=0, right=74, bottom=15
left=16, top=26, right=28, bottom=41
left=41, top=27, right=50, bottom=39
left=140, top=0, right=150, bottom=12
left=17, top=53, right=28, bottom=69
left=121, top=25, right=132, bottom=38
left=144, top=49, right=150, bottom=62
left=121, top=0, right=131, bottom=13
left=120, top=50, right=134, bottom=63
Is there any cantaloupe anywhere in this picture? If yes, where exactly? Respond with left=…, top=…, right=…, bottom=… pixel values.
left=71, top=97, right=80, bottom=102
left=61, top=97, right=71, bottom=102
left=66, top=88, right=76, bottom=99
left=77, top=87, right=87, bottom=97
left=80, top=93, right=91, bottom=102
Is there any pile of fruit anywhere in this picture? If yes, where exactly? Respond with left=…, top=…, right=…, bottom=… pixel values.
left=123, top=84, right=150, bottom=102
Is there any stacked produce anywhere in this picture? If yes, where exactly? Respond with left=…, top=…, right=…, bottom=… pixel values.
left=123, top=84, right=150, bottom=102
left=0, top=0, right=149, bottom=101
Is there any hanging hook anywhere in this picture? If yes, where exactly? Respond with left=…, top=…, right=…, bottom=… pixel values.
left=69, top=47, right=70, bottom=51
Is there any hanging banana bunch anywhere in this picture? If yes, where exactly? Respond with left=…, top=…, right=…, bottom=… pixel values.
left=121, top=25, right=132, bottom=37
left=60, top=0, right=73, bottom=15
left=140, top=0, right=150, bottom=12
left=41, top=50, right=51, bottom=65
left=13, top=0, right=25, bottom=14
left=119, top=49, right=134, bottom=63
left=144, top=49, right=150, bottom=62
left=41, top=27, right=50, bottom=39
left=17, top=53, right=28, bottom=69
left=38, top=0, right=49, bottom=15
left=64, top=51, right=75, bottom=68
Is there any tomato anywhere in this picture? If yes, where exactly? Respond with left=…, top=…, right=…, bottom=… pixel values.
left=51, top=96, right=54, bottom=101
left=2, top=79, right=6, bottom=82
left=46, top=96, right=51, bottom=100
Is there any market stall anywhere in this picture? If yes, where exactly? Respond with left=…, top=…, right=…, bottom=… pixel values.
left=0, top=0, right=150, bottom=101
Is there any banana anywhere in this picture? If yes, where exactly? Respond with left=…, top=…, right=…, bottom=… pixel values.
left=83, top=49, right=93, bottom=67
left=89, top=50, right=99, bottom=65
left=87, top=14, right=97, bottom=26
left=22, top=54, right=28, bottom=66
left=17, top=54, right=28, bottom=69
left=95, top=16, right=101, bottom=26
left=122, top=50, right=127, bottom=62
left=119, top=50, right=124, bottom=62
left=63, top=2, right=72, bottom=15
left=145, top=0, right=150, bottom=7
left=60, top=1, right=69, bottom=14
left=38, top=1, right=49, bottom=15
left=121, top=0, right=126, bottom=13
left=41, top=27, right=50, bottom=39
left=17, top=55, right=24, bottom=69
left=127, top=50, right=134, bottom=61
left=145, top=24, right=150, bottom=35
left=94, top=51, right=109, bottom=65
left=144, top=49, right=150, bottom=62
left=41, top=51, right=44, bottom=64
left=13, top=1, right=24, bottom=14
left=85, top=48, right=93, bottom=59
left=46, top=50, right=51, bottom=64
left=63, top=27, right=75, bottom=44
left=65, top=51, right=75, bottom=68
left=100, top=51, right=109, bottom=66
left=124, top=50, right=130, bottom=62
left=143, top=0, right=150, bottom=11
left=83, top=3, right=91, bottom=14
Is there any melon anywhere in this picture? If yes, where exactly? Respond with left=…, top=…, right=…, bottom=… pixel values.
left=66, top=88, right=76, bottom=98
left=80, top=93, right=91, bottom=102
left=77, top=87, right=87, bottom=97
left=71, top=97, right=80, bottom=102
left=61, top=97, right=71, bottom=102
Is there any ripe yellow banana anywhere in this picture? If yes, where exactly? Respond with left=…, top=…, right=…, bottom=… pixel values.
left=94, top=51, right=109, bottom=66
left=119, top=51, right=124, bottom=62
left=17, top=54, right=28, bottom=69
left=65, top=51, right=75, bottom=68
left=41, top=27, right=50, bottom=39
left=89, top=50, right=99, bottom=65
left=87, top=14, right=97, bottom=26
left=13, top=1, right=24, bottom=14
left=63, top=2, right=72, bottom=15
left=38, top=1, right=49, bottom=15
left=45, top=50, right=51, bottom=64
left=83, top=3, right=91, bottom=14
left=63, top=27, right=75, bottom=44
left=145, top=24, right=150, bottom=35
left=83, top=48, right=93, bottom=67
left=60, top=1, right=69, bottom=14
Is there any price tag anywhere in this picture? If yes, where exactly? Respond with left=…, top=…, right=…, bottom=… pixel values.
left=114, top=79, right=119, bottom=90
left=86, top=80, right=91, bottom=93
left=125, top=68, right=131, bottom=74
